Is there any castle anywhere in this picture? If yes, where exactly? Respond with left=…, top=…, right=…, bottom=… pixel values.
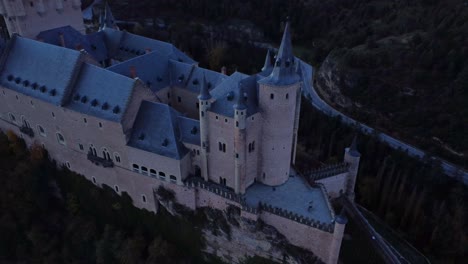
left=0, top=1, right=361, bottom=263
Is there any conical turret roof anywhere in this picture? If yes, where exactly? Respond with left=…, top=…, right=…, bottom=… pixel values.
left=261, top=49, right=273, bottom=72
left=259, top=19, right=300, bottom=86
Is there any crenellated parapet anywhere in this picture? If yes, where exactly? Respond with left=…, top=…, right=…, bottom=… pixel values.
left=308, top=162, right=349, bottom=181
left=258, top=201, right=334, bottom=233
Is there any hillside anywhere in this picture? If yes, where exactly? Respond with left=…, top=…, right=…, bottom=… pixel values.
left=107, top=0, right=468, bottom=168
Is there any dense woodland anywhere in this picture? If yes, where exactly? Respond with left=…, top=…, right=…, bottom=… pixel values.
left=0, top=131, right=215, bottom=264
left=297, top=99, right=467, bottom=263
left=108, top=0, right=468, bottom=167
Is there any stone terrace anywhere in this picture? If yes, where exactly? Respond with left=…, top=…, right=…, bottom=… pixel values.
left=245, top=173, right=334, bottom=224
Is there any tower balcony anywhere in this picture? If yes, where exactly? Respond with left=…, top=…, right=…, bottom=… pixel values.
left=87, top=152, right=114, bottom=168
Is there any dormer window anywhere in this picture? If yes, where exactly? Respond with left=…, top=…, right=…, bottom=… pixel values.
left=113, top=105, right=120, bottom=114
left=73, top=94, right=80, bottom=101
left=178, top=74, right=184, bottom=82
left=275, top=59, right=281, bottom=66
left=191, top=126, right=198, bottom=135
left=192, top=79, right=199, bottom=85
left=15, top=77, right=21, bottom=84
left=40, top=86, right=47, bottom=93
left=102, top=102, right=109, bottom=110
left=285, top=59, right=291, bottom=67
left=162, top=138, right=168, bottom=147
left=91, top=99, right=99, bottom=107
left=23, top=80, right=30, bottom=87
left=31, top=83, right=38, bottom=89
left=7, top=75, right=13, bottom=81
left=81, top=96, right=87, bottom=103
left=49, top=89, right=56, bottom=96
left=138, top=133, right=145, bottom=140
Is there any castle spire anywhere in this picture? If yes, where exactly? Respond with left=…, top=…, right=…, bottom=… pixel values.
left=259, top=18, right=299, bottom=85
left=198, top=74, right=211, bottom=100
left=99, top=2, right=118, bottom=31
left=261, top=49, right=273, bottom=71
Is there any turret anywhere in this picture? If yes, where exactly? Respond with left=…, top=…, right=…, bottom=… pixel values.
left=99, top=2, right=119, bottom=31
left=257, top=19, right=301, bottom=186
left=344, top=136, right=361, bottom=200
left=329, top=209, right=348, bottom=264
left=261, top=49, right=273, bottom=72
left=198, top=75, right=211, bottom=181
left=233, top=85, right=247, bottom=194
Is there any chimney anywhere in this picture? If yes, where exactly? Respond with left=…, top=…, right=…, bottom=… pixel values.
left=130, top=66, right=137, bottom=78
left=221, top=66, right=227, bottom=75
left=75, top=44, right=84, bottom=51
left=145, top=48, right=152, bottom=54
left=58, top=33, right=65, bottom=47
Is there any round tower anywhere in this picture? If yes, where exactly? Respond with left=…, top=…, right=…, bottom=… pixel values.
left=257, top=20, right=301, bottom=186
left=328, top=210, right=348, bottom=264
left=233, top=85, right=247, bottom=194
left=344, top=136, right=361, bottom=200
left=198, top=75, right=211, bottom=181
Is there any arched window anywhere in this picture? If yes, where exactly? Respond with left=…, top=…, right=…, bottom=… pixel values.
left=56, top=132, right=65, bottom=145
left=158, top=171, right=166, bottom=180
left=150, top=169, right=157, bottom=178
left=169, top=175, right=177, bottom=183
left=114, top=153, right=121, bottom=163
left=270, top=93, right=274, bottom=99
left=114, top=185, right=119, bottom=193
left=92, top=177, right=97, bottom=184
left=132, top=164, right=140, bottom=173
left=89, top=145, right=97, bottom=156
left=102, top=148, right=111, bottom=161
left=37, top=125, right=46, bottom=137
left=286, top=93, right=289, bottom=99
left=141, top=166, right=148, bottom=175
left=142, top=195, right=147, bottom=203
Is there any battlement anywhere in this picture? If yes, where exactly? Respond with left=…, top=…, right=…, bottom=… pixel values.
left=308, top=162, right=349, bottom=181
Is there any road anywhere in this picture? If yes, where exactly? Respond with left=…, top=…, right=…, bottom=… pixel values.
left=340, top=196, right=404, bottom=264
left=298, top=62, right=468, bottom=185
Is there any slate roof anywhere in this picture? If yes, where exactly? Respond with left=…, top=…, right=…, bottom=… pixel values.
left=103, top=28, right=195, bottom=64
left=66, top=63, right=136, bottom=122
left=107, top=51, right=171, bottom=93
left=210, top=72, right=258, bottom=117
left=0, top=36, right=82, bottom=106
left=259, top=21, right=300, bottom=86
left=169, top=60, right=226, bottom=93
left=37, top=26, right=109, bottom=62
left=178, top=116, right=201, bottom=146
left=129, top=101, right=189, bottom=159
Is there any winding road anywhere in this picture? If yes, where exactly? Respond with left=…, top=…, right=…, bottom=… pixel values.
left=299, top=62, right=468, bottom=185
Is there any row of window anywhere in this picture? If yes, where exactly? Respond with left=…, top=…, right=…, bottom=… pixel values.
left=132, top=164, right=177, bottom=183
left=8, top=110, right=104, bottom=129
left=91, top=177, right=148, bottom=204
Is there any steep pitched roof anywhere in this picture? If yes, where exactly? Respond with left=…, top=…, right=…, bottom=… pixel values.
left=107, top=50, right=171, bottom=93
left=37, top=26, right=109, bottom=62
left=99, top=2, right=119, bottom=31
left=178, top=116, right=200, bottom=146
left=129, top=101, right=189, bottom=159
left=0, top=36, right=82, bottom=106
left=169, top=60, right=225, bottom=93
left=66, top=63, right=136, bottom=122
left=210, top=72, right=258, bottom=117
left=103, top=28, right=195, bottom=64
left=259, top=21, right=300, bottom=86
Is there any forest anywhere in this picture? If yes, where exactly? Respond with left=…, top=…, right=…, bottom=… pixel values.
left=297, top=99, right=467, bottom=264
left=107, top=0, right=468, bottom=168
left=0, top=131, right=221, bottom=264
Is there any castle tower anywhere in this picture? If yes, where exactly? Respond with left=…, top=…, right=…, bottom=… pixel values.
left=344, top=136, right=361, bottom=200
left=328, top=209, right=348, bottom=264
left=0, top=0, right=84, bottom=39
left=99, top=1, right=119, bottom=31
left=257, top=20, right=301, bottom=186
left=233, top=85, right=247, bottom=194
left=198, top=75, right=211, bottom=181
